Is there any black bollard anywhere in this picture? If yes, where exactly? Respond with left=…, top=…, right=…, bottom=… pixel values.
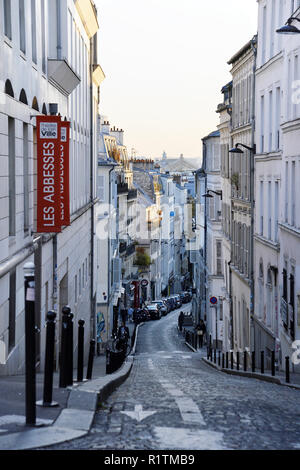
left=226, top=352, right=229, bottom=369
left=236, top=351, right=240, bottom=371
left=222, top=353, right=225, bottom=369
left=218, top=350, right=221, bottom=367
left=59, top=307, right=70, bottom=388
left=252, top=351, right=255, bottom=373
left=24, top=262, right=36, bottom=426
left=244, top=351, right=247, bottom=372
left=37, top=311, right=58, bottom=407
left=66, top=311, right=74, bottom=386
left=214, top=349, right=216, bottom=364
left=285, top=356, right=290, bottom=384
left=231, top=351, right=234, bottom=370
left=261, top=351, right=264, bottom=374
left=271, top=350, right=275, bottom=377
left=77, top=320, right=85, bottom=382
left=86, top=339, right=96, bottom=380
left=207, top=347, right=210, bottom=360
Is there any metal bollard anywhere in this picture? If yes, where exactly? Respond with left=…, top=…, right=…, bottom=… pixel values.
left=285, top=356, right=290, bottom=384
left=218, top=350, right=221, bottom=367
left=207, top=347, right=210, bottom=360
left=271, top=350, right=275, bottom=377
left=214, top=349, right=216, bottom=364
left=24, top=262, right=36, bottom=425
left=244, top=351, right=247, bottom=372
left=222, top=353, right=225, bottom=369
left=37, top=311, right=58, bottom=407
left=86, top=339, right=96, bottom=380
left=77, top=320, right=85, bottom=382
left=66, top=311, right=74, bottom=386
left=226, top=352, right=229, bottom=369
left=236, top=351, right=240, bottom=371
left=252, top=351, right=255, bottom=373
left=231, top=351, right=234, bottom=370
left=261, top=351, right=264, bottom=374
left=59, top=307, right=70, bottom=388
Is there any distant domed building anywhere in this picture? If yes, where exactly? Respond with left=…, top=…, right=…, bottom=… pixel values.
left=156, top=152, right=200, bottom=176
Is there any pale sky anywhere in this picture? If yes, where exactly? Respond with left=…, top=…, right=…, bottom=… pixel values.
left=96, top=0, right=258, bottom=161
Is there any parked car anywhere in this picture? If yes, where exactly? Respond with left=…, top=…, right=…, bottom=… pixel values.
left=165, top=297, right=176, bottom=311
left=162, top=299, right=171, bottom=313
left=146, top=304, right=162, bottom=320
left=151, top=300, right=168, bottom=316
left=171, top=294, right=182, bottom=308
left=180, top=291, right=192, bottom=303
left=133, top=308, right=151, bottom=324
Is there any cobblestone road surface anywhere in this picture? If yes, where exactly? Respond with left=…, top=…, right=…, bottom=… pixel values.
left=44, top=304, right=300, bottom=450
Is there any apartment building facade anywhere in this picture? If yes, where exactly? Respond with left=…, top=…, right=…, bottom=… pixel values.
left=0, top=0, right=103, bottom=375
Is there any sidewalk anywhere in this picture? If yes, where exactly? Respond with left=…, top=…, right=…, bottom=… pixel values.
left=178, top=327, right=300, bottom=389
left=0, top=321, right=138, bottom=450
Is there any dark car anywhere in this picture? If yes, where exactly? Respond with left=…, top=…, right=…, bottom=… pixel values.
left=164, top=297, right=175, bottom=311
left=180, top=291, right=192, bottom=303
left=146, top=304, right=161, bottom=320
left=151, top=300, right=168, bottom=316
left=133, top=308, right=151, bottom=324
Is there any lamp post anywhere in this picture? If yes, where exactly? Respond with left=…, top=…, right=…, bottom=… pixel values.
left=23, top=261, right=36, bottom=426
left=276, top=17, right=300, bottom=34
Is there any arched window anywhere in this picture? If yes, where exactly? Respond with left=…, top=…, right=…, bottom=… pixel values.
left=19, top=89, right=28, bottom=105
left=5, top=79, right=14, bottom=97
left=42, top=103, right=47, bottom=115
left=32, top=97, right=39, bottom=111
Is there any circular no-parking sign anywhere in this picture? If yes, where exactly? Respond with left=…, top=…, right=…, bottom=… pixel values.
left=210, top=296, right=218, bottom=305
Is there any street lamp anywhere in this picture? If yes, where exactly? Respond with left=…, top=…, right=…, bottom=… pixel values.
left=229, top=143, right=256, bottom=154
left=276, top=17, right=300, bottom=34
left=202, top=189, right=223, bottom=201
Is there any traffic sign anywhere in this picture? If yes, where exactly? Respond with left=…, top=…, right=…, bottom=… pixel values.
left=210, top=297, right=218, bottom=305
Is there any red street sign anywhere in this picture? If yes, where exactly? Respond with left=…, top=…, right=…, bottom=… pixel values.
left=59, top=122, right=70, bottom=226
left=210, top=297, right=218, bottom=305
left=36, top=116, right=61, bottom=233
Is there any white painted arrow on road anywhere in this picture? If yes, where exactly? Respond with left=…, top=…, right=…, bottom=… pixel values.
left=120, top=405, right=157, bottom=422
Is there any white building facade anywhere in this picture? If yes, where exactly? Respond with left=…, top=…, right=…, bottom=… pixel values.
left=0, top=0, right=103, bottom=375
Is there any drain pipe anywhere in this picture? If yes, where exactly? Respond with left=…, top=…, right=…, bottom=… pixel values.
left=56, top=0, right=62, bottom=60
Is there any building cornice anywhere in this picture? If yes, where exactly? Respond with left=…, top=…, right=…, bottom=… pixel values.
left=281, top=118, right=300, bottom=134
left=255, top=152, right=282, bottom=162
left=255, top=51, right=284, bottom=77
left=254, top=234, right=280, bottom=252
left=279, top=223, right=300, bottom=239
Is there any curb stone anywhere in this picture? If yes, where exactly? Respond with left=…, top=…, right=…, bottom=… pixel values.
left=202, top=357, right=300, bottom=391
left=0, top=323, right=144, bottom=450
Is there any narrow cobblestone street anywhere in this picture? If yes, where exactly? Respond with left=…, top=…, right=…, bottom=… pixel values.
left=42, top=304, right=300, bottom=451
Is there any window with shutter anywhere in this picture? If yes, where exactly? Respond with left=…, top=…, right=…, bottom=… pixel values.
left=216, top=240, right=223, bottom=276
